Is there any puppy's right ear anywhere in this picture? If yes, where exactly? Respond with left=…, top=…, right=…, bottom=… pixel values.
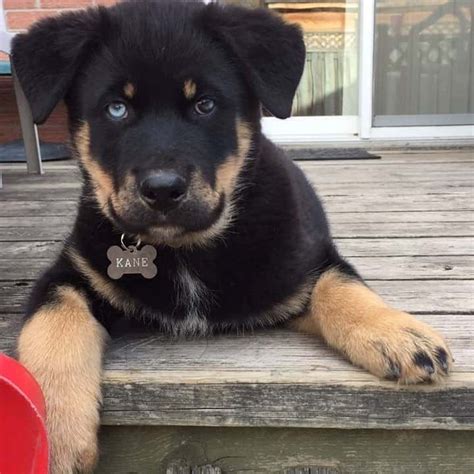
left=11, top=9, right=103, bottom=124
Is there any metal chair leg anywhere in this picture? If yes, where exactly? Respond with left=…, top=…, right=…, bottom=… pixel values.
left=12, top=67, right=43, bottom=175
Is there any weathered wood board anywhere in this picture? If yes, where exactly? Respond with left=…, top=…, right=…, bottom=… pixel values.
left=96, top=426, right=474, bottom=473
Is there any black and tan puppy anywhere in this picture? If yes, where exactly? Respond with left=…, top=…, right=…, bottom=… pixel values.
left=12, top=1, right=452, bottom=471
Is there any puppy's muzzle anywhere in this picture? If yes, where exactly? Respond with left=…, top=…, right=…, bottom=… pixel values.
left=139, top=171, right=187, bottom=213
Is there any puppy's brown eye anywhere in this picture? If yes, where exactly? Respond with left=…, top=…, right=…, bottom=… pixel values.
left=194, top=98, right=215, bottom=115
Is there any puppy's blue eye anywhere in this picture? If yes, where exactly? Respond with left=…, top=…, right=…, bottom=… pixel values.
left=194, top=98, right=215, bottom=115
left=106, top=102, right=128, bottom=120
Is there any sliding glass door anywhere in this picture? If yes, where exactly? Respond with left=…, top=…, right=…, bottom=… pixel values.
left=373, top=0, right=473, bottom=127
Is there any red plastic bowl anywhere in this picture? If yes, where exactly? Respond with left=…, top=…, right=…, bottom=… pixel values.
left=0, top=353, right=49, bottom=473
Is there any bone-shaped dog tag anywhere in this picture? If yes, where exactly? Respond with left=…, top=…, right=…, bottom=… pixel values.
left=107, top=244, right=157, bottom=280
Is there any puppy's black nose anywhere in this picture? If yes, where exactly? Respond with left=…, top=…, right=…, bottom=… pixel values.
left=139, top=172, right=187, bottom=211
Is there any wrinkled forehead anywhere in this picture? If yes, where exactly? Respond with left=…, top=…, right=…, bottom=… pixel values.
left=82, top=38, right=239, bottom=107
left=80, top=7, right=241, bottom=106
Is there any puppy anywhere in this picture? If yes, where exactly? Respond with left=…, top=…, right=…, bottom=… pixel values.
left=12, top=1, right=452, bottom=472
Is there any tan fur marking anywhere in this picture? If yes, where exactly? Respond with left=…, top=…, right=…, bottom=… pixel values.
left=75, top=124, right=137, bottom=219
left=67, top=247, right=137, bottom=315
left=112, top=172, right=136, bottom=216
left=18, top=286, right=107, bottom=473
left=75, top=123, right=114, bottom=214
left=183, top=79, right=197, bottom=100
left=291, top=269, right=453, bottom=384
left=215, top=120, right=252, bottom=196
left=123, top=82, right=135, bottom=99
left=189, top=169, right=220, bottom=207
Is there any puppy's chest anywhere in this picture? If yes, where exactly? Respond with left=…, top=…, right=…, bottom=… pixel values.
left=107, top=255, right=310, bottom=335
left=168, top=265, right=211, bottom=335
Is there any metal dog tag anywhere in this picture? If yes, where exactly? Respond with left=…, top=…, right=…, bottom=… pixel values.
left=107, top=237, right=157, bottom=280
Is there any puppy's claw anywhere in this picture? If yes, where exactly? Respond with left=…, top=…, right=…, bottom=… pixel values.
left=435, top=347, right=450, bottom=374
left=385, top=359, right=401, bottom=381
left=413, top=351, right=435, bottom=375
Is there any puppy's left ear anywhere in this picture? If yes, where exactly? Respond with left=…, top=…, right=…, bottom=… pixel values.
left=202, top=5, right=305, bottom=119
left=11, top=9, right=103, bottom=124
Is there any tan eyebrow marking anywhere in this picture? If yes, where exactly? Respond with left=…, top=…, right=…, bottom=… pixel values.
left=123, top=82, right=136, bottom=99
left=183, top=79, right=197, bottom=100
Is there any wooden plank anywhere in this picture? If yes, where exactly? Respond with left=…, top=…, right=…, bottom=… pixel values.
left=1, top=181, right=80, bottom=192
left=303, top=165, right=474, bottom=175
left=97, top=426, right=474, bottom=473
left=0, top=255, right=472, bottom=282
left=329, top=211, right=473, bottom=223
left=315, top=183, right=473, bottom=196
left=1, top=241, right=63, bottom=259
left=1, top=197, right=468, bottom=219
left=323, top=193, right=473, bottom=213
left=0, top=283, right=31, bottom=313
left=0, top=200, right=78, bottom=217
left=370, top=280, right=474, bottom=314
left=0, top=259, right=51, bottom=281
left=21, top=194, right=462, bottom=215
left=2, top=237, right=473, bottom=261
left=0, top=313, right=22, bottom=354
left=1, top=211, right=472, bottom=228
left=0, top=163, right=77, bottom=172
left=1, top=221, right=472, bottom=241
left=0, top=216, right=76, bottom=228
left=304, top=170, right=474, bottom=184
left=2, top=171, right=474, bottom=190
left=1, top=179, right=472, bottom=213
left=1, top=170, right=80, bottom=184
left=0, top=227, right=68, bottom=241
left=0, top=193, right=471, bottom=214
left=0, top=314, right=473, bottom=429
left=2, top=312, right=473, bottom=373
left=332, top=222, right=473, bottom=238
left=1, top=153, right=472, bottom=178
left=336, top=237, right=474, bottom=257
left=1, top=278, right=472, bottom=315
left=349, top=255, right=474, bottom=280
left=1, top=278, right=473, bottom=315
left=9, top=157, right=464, bottom=176
left=0, top=189, right=80, bottom=201
left=99, top=385, right=474, bottom=430
left=2, top=156, right=473, bottom=180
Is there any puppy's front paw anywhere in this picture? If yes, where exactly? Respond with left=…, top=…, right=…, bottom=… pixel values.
left=17, top=286, right=107, bottom=473
left=348, top=309, right=453, bottom=384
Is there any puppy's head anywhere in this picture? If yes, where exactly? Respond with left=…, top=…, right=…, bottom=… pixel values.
left=12, top=0, right=305, bottom=247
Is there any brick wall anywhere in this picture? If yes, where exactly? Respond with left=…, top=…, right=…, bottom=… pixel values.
left=3, top=0, right=118, bottom=33
left=1, top=0, right=119, bottom=144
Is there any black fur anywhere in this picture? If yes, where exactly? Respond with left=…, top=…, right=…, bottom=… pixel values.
left=13, top=0, right=357, bottom=334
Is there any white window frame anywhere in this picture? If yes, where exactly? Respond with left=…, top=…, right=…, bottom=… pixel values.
left=263, top=0, right=474, bottom=144
left=262, top=116, right=358, bottom=143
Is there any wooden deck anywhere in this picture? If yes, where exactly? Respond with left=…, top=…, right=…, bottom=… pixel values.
left=1, top=150, right=473, bottom=472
